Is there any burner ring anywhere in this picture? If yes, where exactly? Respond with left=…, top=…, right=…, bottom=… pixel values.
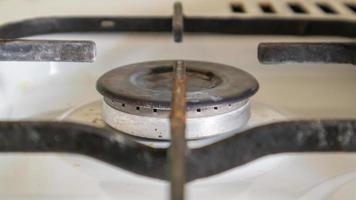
left=97, top=60, right=259, bottom=139
left=97, top=60, right=258, bottom=113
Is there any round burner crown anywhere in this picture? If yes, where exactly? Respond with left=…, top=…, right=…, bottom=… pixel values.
left=97, top=60, right=258, bottom=114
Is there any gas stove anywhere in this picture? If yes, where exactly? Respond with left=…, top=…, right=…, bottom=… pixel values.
left=1, top=0, right=356, bottom=199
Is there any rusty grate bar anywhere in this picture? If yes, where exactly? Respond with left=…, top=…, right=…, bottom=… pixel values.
left=0, top=39, right=95, bottom=62
left=172, top=2, right=184, bottom=43
left=258, top=42, right=356, bottom=65
left=169, top=60, right=187, bottom=200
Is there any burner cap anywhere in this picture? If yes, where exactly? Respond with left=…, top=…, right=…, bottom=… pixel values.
left=97, top=60, right=258, bottom=139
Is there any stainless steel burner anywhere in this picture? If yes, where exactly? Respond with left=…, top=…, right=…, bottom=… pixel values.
left=97, top=60, right=259, bottom=139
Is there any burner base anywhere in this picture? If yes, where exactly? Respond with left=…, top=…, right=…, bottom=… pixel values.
left=102, top=100, right=250, bottom=140
left=58, top=100, right=287, bottom=147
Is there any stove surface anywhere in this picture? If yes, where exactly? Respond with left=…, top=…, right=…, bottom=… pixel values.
left=0, top=0, right=356, bottom=200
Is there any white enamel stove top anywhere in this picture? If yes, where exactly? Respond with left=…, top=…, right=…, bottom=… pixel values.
left=1, top=0, right=356, bottom=199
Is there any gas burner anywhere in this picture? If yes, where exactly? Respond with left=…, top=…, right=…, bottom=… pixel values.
left=97, top=60, right=259, bottom=139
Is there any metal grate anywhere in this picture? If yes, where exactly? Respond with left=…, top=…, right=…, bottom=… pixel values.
left=228, top=0, right=356, bottom=18
left=316, top=2, right=338, bottom=14
left=230, top=2, right=245, bottom=13
left=288, top=2, right=309, bottom=14
left=345, top=2, right=356, bottom=13
left=259, top=2, right=277, bottom=14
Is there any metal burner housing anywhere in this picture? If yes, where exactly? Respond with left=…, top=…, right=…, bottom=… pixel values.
left=97, top=60, right=258, bottom=139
